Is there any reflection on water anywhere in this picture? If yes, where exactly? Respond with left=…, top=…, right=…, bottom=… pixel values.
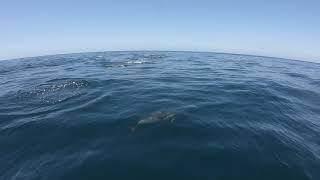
left=0, top=51, right=320, bottom=180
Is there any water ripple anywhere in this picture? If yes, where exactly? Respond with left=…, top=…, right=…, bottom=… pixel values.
left=0, top=51, right=319, bottom=180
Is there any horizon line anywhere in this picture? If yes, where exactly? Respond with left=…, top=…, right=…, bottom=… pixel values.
left=1, top=50, right=319, bottom=65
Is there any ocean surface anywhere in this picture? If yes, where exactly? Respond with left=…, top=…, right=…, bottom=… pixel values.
left=0, top=51, right=320, bottom=180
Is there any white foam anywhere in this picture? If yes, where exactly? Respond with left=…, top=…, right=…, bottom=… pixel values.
left=126, top=60, right=147, bottom=64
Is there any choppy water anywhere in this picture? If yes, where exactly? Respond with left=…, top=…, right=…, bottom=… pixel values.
left=1, top=51, right=320, bottom=180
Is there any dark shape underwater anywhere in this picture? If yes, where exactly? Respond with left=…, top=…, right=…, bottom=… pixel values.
left=0, top=51, right=320, bottom=180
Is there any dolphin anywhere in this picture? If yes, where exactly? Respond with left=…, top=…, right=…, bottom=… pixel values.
left=130, top=111, right=176, bottom=132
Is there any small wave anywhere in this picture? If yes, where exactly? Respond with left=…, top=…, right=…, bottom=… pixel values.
left=284, top=72, right=312, bottom=80
left=1, top=51, right=320, bottom=180
left=4, top=79, right=89, bottom=108
left=310, top=79, right=320, bottom=87
left=44, top=78, right=89, bottom=89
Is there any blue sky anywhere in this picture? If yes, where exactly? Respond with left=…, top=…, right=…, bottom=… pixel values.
left=1, top=0, right=320, bottom=62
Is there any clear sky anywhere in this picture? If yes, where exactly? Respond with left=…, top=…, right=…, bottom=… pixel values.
left=1, top=0, right=320, bottom=62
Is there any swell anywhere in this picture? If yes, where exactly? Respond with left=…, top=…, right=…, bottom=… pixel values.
left=0, top=51, right=320, bottom=180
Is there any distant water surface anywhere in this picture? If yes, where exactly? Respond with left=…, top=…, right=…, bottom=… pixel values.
left=0, top=52, right=320, bottom=180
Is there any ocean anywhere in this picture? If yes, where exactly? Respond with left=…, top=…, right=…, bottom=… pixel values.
left=0, top=51, right=319, bottom=180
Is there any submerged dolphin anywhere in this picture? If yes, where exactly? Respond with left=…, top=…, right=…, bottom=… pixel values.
left=130, top=111, right=176, bottom=132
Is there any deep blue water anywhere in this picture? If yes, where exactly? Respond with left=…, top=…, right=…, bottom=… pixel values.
left=1, top=51, right=320, bottom=180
